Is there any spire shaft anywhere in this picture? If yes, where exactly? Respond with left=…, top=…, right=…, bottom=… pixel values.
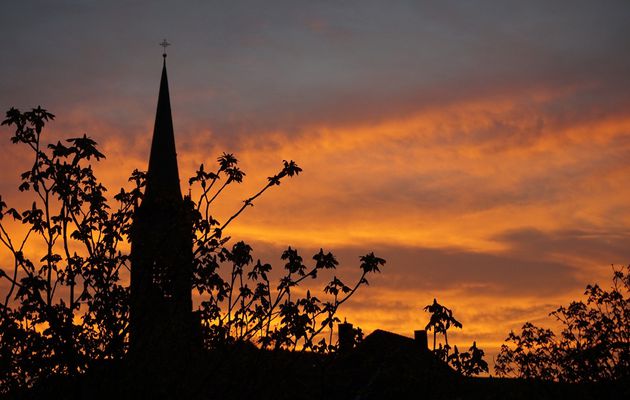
left=145, top=60, right=182, bottom=200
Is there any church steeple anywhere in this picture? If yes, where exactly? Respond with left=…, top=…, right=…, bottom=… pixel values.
left=145, top=57, right=182, bottom=201
left=129, top=48, right=197, bottom=368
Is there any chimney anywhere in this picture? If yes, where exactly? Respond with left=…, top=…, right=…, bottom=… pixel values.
left=414, top=330, right=428, bottom=351
left=338, top=321, right=355, bottom=353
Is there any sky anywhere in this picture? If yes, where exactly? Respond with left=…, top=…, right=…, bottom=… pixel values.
left=2, top=0, right=630, bottom=369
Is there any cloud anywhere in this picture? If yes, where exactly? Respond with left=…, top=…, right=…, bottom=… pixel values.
left=495, top=228, right=630, bottom=274
left=2, top=1, right=630, bottom=141
left=2, top=0, right=630, bottom=373
left=239, top=239, right=582, bottom=297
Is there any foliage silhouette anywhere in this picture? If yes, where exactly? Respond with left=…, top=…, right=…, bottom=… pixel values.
left=0, top=107, right=384, bottom=393
left=495, top=265, right=629, bottom=383
left=423, top=298, right=488, bottom=376
left=0, top=107, right=129, bottom=393
left=448, top=341, right=489, bottom=377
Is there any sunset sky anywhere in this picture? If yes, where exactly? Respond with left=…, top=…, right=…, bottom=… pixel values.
left=2, top=0, right=630, bottom=368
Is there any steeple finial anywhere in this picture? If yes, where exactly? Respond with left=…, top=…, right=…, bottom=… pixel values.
left=160, top=38, right=170, bottom=58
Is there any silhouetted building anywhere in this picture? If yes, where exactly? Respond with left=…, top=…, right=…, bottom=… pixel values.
left=193, top=328, right=459, bottom=399
left=129, top=55, right=197, bottom=366
left=337, top=321, right=355, bottom=353
left=414, top=329, right=428, bottom=351
left=326, top=329, right=457, bottom=399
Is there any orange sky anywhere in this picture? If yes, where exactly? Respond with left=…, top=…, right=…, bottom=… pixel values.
left=2, top=0, right=630, bottom=371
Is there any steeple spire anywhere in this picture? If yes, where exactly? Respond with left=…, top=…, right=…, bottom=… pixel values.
left=129, top=50, right=197, bottom=368
left=145, top=53, right=182, bottom=201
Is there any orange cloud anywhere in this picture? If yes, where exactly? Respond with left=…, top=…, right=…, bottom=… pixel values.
left=2, top=80, right=629, bottom=373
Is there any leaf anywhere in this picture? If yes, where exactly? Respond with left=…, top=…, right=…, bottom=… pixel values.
left=0, top=196, right=6, bottom=218
left=67, top=134, right=105, bottom=160
left=217, top=153, right=238, bottom=170
left=359, top=252, right=385, bottom=273
left=313, top=249, right=338, bottom=270
left=282, top=160, right=302, bottom=177
left=6, top=208, right=22, bottom=221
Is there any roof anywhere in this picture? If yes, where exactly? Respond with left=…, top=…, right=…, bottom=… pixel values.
left=14, top=329, right=625, bottom=400
left=324, top=329, right=458, bottom=399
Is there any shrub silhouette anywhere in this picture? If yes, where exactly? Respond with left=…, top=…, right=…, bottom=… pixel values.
left=495, top=265, right=629, bottom=382
left=0, top=107, right=384, bottom=393
left=423, top=298, right=488, bottom=376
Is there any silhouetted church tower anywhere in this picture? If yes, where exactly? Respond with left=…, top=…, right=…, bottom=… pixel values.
left=129, top=48, right=197, bottom=364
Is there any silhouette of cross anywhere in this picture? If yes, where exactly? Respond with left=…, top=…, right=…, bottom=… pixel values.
left=160, top=39, right=170, bottom=57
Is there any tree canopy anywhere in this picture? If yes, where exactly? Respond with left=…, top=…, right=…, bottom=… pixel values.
left=0, top=107, right=384, bottom=393
left=495, top=265, right=629, bottom=382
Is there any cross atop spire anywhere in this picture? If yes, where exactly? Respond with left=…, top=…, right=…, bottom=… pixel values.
left=160, top=38, right=170, bottom=58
